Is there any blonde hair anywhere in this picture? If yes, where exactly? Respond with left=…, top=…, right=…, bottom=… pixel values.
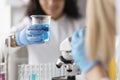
left=86, top=0, right=116, bottom=63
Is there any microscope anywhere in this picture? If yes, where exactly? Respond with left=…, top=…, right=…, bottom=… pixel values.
left=52, top=37, right=81, bottom=80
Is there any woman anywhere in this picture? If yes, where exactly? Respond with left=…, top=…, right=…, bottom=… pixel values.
left=7, top=0, right=84, bottom=65
left=1, top=1, right=85, bottom=80
left=71, top=0, right=118, bottom=80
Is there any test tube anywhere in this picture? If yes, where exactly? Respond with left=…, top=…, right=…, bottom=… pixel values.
left=44, top=64, right=47, bottom=80
left=18, top=65, right=21, bottom=80
left=35, top=65, right=39, bottom=80
left=31, top=65, right=37, bottom=80
left=40, top=64, right=44, bottom=80
left=26, top=65, right=30, bottom=80
left=48, top=63, right=52, bottom=80
left=21, top=65, right=24, bottom=80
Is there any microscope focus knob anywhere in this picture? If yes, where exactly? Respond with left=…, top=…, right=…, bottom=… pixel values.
left=65, top=64, right=73, bottom=72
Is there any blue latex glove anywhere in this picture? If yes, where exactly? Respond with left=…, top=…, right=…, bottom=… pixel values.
left=15, top=24, right=49, bottom=46
left=71, top=27, right=100, bottom=73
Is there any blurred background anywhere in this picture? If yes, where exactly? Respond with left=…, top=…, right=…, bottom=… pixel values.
left=0, top=0, right=86, bottom=80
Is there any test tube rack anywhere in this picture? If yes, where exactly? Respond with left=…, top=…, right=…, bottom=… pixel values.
left=17, top=63, right=67, bottom=80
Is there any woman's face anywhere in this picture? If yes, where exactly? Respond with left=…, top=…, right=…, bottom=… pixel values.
left=39, top=0, right=65, bottom=19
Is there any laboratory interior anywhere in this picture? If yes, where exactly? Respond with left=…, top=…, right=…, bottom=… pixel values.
left=0, top=0, right=120, bottom=80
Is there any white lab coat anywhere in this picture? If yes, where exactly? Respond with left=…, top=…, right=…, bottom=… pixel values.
left=10, top=15, right=85, bottom=64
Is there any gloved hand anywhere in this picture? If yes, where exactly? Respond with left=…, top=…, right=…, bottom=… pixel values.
left=71, top=27, right=100, bottom=73
left=15, top=24, right=49, bottom=46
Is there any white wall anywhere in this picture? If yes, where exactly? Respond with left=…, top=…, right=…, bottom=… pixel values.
left=0, top=0, right=11, bottom=43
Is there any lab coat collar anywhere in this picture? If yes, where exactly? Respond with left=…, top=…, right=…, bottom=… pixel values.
left=51, top=14, right=66, bottom=23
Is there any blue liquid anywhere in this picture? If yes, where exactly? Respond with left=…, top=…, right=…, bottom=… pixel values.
left=37, top=24, right=50, bottom=42
left=43, top=32, right=50, bottom=41
left=31, top=74, right=36, bottom=80
left=0, top=73, right=5, bottom=80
